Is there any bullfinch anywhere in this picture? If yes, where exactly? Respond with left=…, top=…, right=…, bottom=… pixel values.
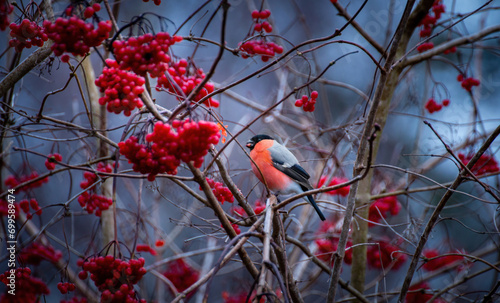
left=246, top=134, right=326, bottom=221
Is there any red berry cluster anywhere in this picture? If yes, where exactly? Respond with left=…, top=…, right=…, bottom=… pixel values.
left=43, top=17, right=112, bottom=62
left=416, top=42, right=434, bottom=53
left=61, top=297, right=88, bottom=303
left=155, top=239, right=165, bottom=247
left=45, top=153, right=62, bottom=170
left=112, top=32, right=182, bottom=77
left=78, top=163, right=113, bottom=216
left=0, top=199, right=18, bottom=218
left=367, top=240, right=407, bottom=270
left=222, top=290, right=263, bottom=303
left=239, top=9, right=283, bottom=62
left=250, top=9, right=272, bottom=33
left=136, top=244, right=157, bottom=256
left=156, top=59, right=219, bottom=107
left=231, top=223, right=241, bottom=235
left=143, top=0, right=161, bottom=5
left=95, top=59, right=145, bottom=116
left=78, top=193, right=113, bottom=217
left=419, top=0, right=445, bottom=37
left=314, top=221, right=353, bottom=265
left=78, top=256, right=147, bottom=303
left=239, top=39, right=283, bottom=62
left=315, top=238, right=353, bottom=265
left=5, top=172, right=48, bottom=192
left=8, top=19, right=49, bottom=52
left=119, top=134, right=179, bottom=182
left=83, top=3, right=102, bottom=19
left=204, top=178, right=234, bottom=204
left=234, top=200, right=266, bottom=218
left=120, top=120, right=220, bottom=181
left=457, top=74, right=480, bottom=92
left=425, top=98, right=449, bottom=114
left=0, top=1, right=13, bottom=31
left=79, top=163, right=113, bottom=190
left=57, top=282, right=76, bottom=294
left=0, top=267, right=50, bottom=302
left=317, top=176, right=350, bottom=196
left=458, top=152, right=499, bottom=176
left=406, top=282, right=447, bottom=303
left=174, top=119, right=221, bottom=167
left=19, top=241, right=62, bottom=265
left=163, top=259, right=199, bottom=294
left=294, top=91, right=318, bottom=112
left=422, top=249, right=465, bottom=272
left=19, top=198, right=42, bottom=219
left=443, top=46, right=457, bottom=54
left=368, top=196, right=402, bottom=226
left=253, top=200, right=266, bottom=214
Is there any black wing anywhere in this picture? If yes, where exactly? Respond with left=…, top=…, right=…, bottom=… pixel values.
left=272, top=160, right=313, bottom=191
left=273, top=160, right=325, bottom=220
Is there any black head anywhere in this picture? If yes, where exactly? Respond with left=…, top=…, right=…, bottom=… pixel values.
left=246, top=134, right=274, bottom=150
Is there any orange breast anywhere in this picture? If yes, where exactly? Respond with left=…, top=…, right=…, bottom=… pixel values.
left=250, top=140, right=291, bottom=191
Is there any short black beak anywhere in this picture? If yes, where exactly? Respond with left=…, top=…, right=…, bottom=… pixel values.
left=246, top=140, right=254, bottom=149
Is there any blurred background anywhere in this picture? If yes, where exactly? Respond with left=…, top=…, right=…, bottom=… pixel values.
left=1, top=0, right=500, bottom=302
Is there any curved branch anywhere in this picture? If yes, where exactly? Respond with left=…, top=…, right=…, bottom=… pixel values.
left=0, top=42, right=53, bottom=97
left=401, top=23, right=500, bottom=67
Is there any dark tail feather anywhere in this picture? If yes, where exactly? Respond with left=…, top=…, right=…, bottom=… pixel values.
left=307, top=195, right=326, bottom=221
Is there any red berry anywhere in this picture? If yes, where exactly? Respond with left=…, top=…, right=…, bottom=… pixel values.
left=251, top=10, right=260, bottom=19
left=259, top=10, right=271, bottom=19
left=83, top=7, right=95, bottom=19
left=417, top=42, right=434, bottom=53
left=163, top=259, right=199, bottom=293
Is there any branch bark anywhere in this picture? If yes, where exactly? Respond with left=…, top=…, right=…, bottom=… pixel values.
left=327, top=0, right=435, bottom=300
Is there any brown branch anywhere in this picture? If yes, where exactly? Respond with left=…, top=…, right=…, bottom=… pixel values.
left=401, top=23, right=500, bottom=67
left=0, top=42, right=53, bottom=97
left=327, top=0, right=419, bottom=300
left=272, top=210, right=301, bottom=303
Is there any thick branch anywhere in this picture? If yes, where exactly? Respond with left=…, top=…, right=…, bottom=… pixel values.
left=401, top=24, right=500, bottom=67
left=0, top=43, right=53, bottom=97
left=327, top=0, right=420, bottom=300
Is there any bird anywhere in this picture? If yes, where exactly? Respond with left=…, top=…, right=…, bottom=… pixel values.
left=246, top=134, right=326, bottom=221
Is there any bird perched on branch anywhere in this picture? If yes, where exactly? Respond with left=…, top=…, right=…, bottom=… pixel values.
left=246, top=134, right=326, bottom=221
